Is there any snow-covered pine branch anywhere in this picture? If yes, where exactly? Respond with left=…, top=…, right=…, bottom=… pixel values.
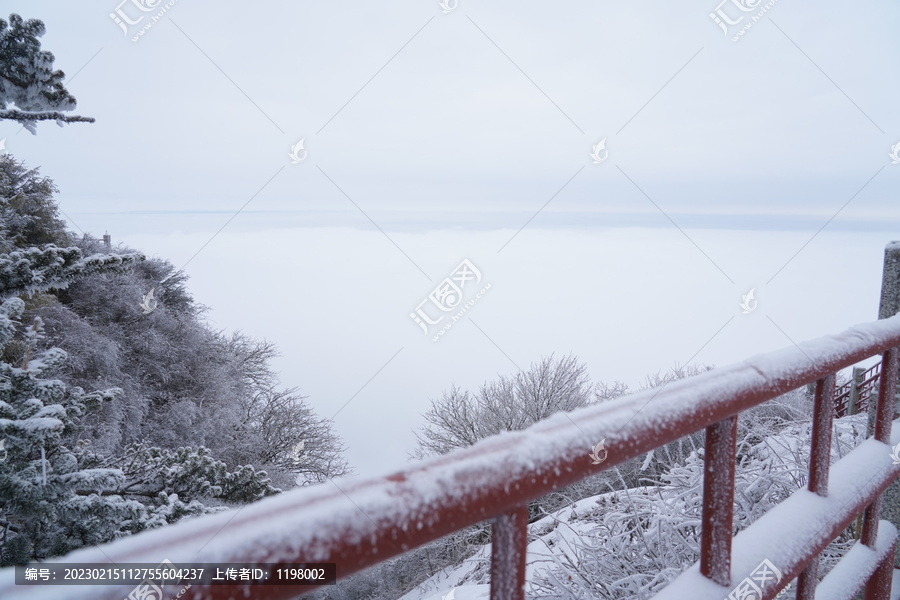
left=0, top=14, right=94, bottom=134
left=0, top=109, right=94, bottom=124
left=0, top=245, right=143, bottom=300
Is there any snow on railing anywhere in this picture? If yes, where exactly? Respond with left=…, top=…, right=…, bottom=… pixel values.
left=1, top=315, right=900, bottom=600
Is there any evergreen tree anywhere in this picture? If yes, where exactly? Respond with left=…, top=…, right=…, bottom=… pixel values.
left=0, top=296, right=280, bottom=565
left=0, top=154, right=351, bottom=492
left=88, top=442, right=279, bottom=507
left=0, top=297, right=144, bottom=563
left=0, top=155, right=284, bottom=565
left=0, top=14, right=94, bottom=133
left=0, top=245, right=139, bottom=301
left=0, top=158, right=69, bottom=251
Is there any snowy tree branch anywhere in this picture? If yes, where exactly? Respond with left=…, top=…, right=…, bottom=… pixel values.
left=0, top=109, right=94, bottom=124
left=0, top=71, right=30, bottom=89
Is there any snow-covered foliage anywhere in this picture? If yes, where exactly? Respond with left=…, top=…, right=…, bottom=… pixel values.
left=0, top=155, right=351, bottom=564
left=0, top=262, right=281, bottom=565
left=0, top=296, right=140, bottom=563
left=0, top=157, right=143, bottom=296
left=389, top=355, right=608, bottom=598
left=0, top=14, right=94, bottom=133
left=395, top=389, right=868, bottom=600
left=0, top=245, right=142, bottom=302
left=39, top=249, right=352, bottom=489
left=0, top=155, right=349, bottom=492
left=312, top=362, right=715, bottom=600
left=412, top=354, right=609, bottom=517
left=412, top=354, right=595, bottom=459
left=0, top=159, right=68, bottom=253
left=85, top=443, right=279, bottom=504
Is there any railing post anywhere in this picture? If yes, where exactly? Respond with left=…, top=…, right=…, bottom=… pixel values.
left=873, top=348, right=898, bottom=445
left=861, top=347, right=899, bottom=551
left=863, top=537, right=897, bottom=600
left=808, top=375, right=836, bottom=496
left=700, top=415, right=738, bottom=587
left=849, top=366, right=865, bottom=416
left=796, top=375, right=835, bottom=600
left=490, top=504, right=528, bottom=600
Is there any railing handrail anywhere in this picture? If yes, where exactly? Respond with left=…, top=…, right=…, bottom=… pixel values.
left=2, top=314, right=900, bottom=600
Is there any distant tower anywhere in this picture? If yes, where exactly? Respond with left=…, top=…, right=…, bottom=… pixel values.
left=103, top=231, right=111, bottom=252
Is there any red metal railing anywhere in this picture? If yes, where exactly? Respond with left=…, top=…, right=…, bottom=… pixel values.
left=1, top=316, right=899, bottom=600
left=834, top=360, right=882, bottom=417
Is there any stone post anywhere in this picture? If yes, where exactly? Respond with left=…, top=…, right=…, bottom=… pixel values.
left=875, top=242, right=900, bottom=567
left=878, top=241, right=900, bottom=321
left=848, top=366, right=865, bottom=416
left=879, top=241, right=900, bottom=415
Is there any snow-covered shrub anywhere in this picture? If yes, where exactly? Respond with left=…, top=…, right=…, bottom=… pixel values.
left=309, top=523, right=495, bottom=600
left=529, top=388, right=867, bottom=599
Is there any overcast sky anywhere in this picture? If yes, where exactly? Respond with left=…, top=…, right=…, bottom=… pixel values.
left=1, top=1, right=899, bottom=478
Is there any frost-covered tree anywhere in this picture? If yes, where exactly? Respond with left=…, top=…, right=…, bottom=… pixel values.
left=0, top=154, right=321, bottom=564
left=0, top=298, right=143, bottom=563
left=0, top=155, right=351, bottom=489
left=0, top=162, right=140, bottom=295
left=0, top=14, right=94, bottom=133
left=0, top=297, right=279, bottom=565
left=395, top=355, right=600, bottom=595
left=41, top=258, right=352, bottom=490
left=220, top=331, right=351, bottom=487
left=412, top=354, right=603, bottom=520
left=385, top=385, right=844, bottom=600
left=0, top=159, right=141, bottom=294
left=412, top=354, right=594, bottom=459
left=366, top=360, right=718, bottom=600
left=0, top=245, right=139, bottom=302
left=88, top=443, right=279, bottom=507
left=0, top=158, right=70, bottom=252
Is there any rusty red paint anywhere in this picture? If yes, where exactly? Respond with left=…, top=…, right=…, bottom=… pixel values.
left=795, top=556, right=819, bottom=600
left=862, top=495, right=884, bottom=550
left=700, top=415, right=737, bottom=587
left=795, top=376, right=836, bottom=600
left=863, top=537, right=896, bottom=600
left=862, top=348, right=899, bottom=554
left=490, top=505, right=528, bottom=600
left=809, top=375, right=836, bottom=496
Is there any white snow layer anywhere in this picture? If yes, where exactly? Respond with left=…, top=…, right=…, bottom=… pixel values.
left=652, top=429, right=900, bottom=600
left=1, top=315, right=899, bottom=600
left=815, top=521, right=897, bottom=600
